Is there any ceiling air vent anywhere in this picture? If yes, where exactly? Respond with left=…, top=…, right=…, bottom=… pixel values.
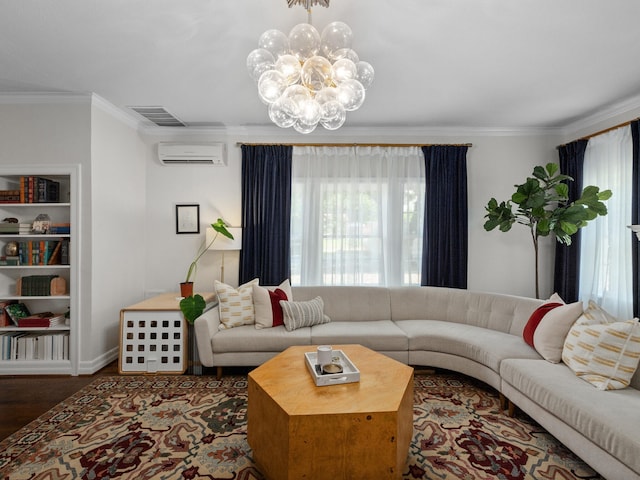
left=129, top=106, right=186, bottom=127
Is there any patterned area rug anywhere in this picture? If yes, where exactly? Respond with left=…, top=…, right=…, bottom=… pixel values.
left=0, top=373, right=602, bottom=480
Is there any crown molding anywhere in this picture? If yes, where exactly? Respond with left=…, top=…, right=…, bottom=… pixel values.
left=139, top=123, right=561, bottom=139
left=559, top=92, right=640, bottom=139
left=90, top=94, right=141, bottom=130
left=0, top=92, right=91, bottom=104
left=0, top=92, right=143, bottom=131
left=6, top=91, right=640, bottom=142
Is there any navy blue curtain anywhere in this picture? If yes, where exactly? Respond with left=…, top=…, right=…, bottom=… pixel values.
left=631, top=121, right=640, bottom=316
left=421, top=146, right=468, bottom=288
left=553, top=140, right=587, bottom=302
left=240, top=145, right=292, bottom=285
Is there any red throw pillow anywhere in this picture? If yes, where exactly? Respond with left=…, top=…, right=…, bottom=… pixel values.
left=523, top=302, right=563, bottom=347
left=268, top=288, right=288, bottom=327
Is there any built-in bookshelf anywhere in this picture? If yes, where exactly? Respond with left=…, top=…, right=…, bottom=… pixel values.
left=0, top=167, right=78, bottom=375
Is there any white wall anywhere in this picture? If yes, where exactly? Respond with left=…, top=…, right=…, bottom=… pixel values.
left=141, top=127, right=562, bottom=299
left=2, top=95, right=638, bottom=374
left=467, top=133, right=562, bottom=298
left=143, top=133, right=242, bottom=296
left=0, top=98, right=91, bottom=374
left=87, top=98, right=147, bottom=373
left=0, top=97, right=148, bottom=374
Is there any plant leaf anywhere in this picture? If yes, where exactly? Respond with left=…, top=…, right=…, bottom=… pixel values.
left=554, top=183, right=569, bottom=199
left=545, top=162, right=559, bottom=177
left=212, top=218, right=234, bottom=239
left=560, top=221, right=579, bottom=235
left=179, top=294, right=206, bottom=324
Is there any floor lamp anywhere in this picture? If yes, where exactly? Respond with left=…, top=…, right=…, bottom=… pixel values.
left=207, top=227, right=242, bottom=284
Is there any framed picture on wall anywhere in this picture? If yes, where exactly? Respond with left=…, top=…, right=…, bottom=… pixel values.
left=176, top=204, right=200, bottom=234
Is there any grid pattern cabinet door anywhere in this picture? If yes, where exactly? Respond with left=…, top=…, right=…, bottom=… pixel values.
left=119, top=310, right=186, bottom=374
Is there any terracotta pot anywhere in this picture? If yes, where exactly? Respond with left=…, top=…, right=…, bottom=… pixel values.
left=180, top=282, right=194, bottom=298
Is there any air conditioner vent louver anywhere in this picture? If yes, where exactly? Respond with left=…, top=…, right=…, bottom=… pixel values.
left=158, top=143, right=226, bottom=166
left=161, top=159, right=216, bottom=165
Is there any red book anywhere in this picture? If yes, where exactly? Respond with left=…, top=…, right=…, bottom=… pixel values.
left=16, top=312, right=65, bottom=328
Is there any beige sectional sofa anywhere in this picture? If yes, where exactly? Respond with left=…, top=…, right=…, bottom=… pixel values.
left=194, top=285, right=640, bottom=480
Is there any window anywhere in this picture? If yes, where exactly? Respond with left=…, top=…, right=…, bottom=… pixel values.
left=290, top=146, right=424, bottom=286
left=579, top=126, right=633, bottom=318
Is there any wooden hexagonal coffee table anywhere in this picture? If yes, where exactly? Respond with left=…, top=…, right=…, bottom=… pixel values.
left=247, top=344, right=414, bottom=480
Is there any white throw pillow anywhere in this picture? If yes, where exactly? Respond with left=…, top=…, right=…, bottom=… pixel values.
left=215, top=278, right=259, bottom=330
left=532, top=301, right=583, bottom=363
left=563, top=302, right=640, bottom=390
left=253, top=279, right=294, bottom=329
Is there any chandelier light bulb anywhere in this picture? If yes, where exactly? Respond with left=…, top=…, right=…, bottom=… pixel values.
left=247, top=20, right=374, bottom=132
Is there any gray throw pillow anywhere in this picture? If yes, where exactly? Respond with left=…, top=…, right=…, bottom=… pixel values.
left=280, top=296, right=331, bottom=331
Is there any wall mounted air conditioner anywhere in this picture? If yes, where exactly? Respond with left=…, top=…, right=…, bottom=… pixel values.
left=158, top=143, right=227, bottom=165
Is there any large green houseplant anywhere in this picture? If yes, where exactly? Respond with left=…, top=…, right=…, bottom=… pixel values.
left=484, top=163, right=611, bottom=298
left=179, top=218, right=234, bottom=323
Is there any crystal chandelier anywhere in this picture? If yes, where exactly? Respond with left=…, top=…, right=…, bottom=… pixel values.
left=246, top=0, right=374, bottom=133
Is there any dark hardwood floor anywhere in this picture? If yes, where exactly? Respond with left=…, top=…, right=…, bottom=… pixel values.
left=0, top=361, right=119, bottom=442
left=0, top=362, right=244, bottom=442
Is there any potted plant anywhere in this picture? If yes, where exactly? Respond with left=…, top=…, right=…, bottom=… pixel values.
left=180, top=293, right=208, bottom=375
left=180, top=218, right=234, bottom=298
left=483, top=163, right=611, bottom=298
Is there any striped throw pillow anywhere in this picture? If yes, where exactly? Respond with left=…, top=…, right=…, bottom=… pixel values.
left=562, top=302, right=640, bottom=390
left=280, top=296, right=331, bottom=331
left=215, top=278, right=259, bottom=329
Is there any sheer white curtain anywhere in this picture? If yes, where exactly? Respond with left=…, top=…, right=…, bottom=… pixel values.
left=290, top=146, right=424, bottom=286
left=580, top=126, right=633, bottom=318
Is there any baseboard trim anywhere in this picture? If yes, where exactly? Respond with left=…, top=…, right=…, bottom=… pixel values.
left=77, top=347, right=119, bottom=375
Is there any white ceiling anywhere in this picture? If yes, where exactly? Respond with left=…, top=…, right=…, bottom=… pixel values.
left=1, top=0, right=640, bottom=132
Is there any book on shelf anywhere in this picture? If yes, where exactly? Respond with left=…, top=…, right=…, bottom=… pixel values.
left=15, top=275, right=66, bottom=296
left=0, top=300, right=17, bottom=327
left=0, top=331, right=69, bottom=360
left=17, top=240, right=64, bottom=265
left=19, top=176, right=60, bottom=203
left=0, top=256, right=19, bottom=266
left=0, top=222, right=19, bottom=234
left=48, top=241, right=62, bottom=264
left=4, top=302, right=31, bottom=326
left=16, top=311, right=66, bottom=328
left=60, top=239, right=69, bottom=265
left=0, top=189, right=21, bottom=203
left=49, top=223, right=70, bottom=235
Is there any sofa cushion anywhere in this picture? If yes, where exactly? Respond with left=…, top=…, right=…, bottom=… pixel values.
left=389, top=287, right=543, bottom=335
left=291, top=286, right=391, bottom=322
left=212, top=324, right=311, bottom=352
left=215, top=278, right=259, bottom=329
left=280, top=296, right=331, bottom=331
left=532, top=301, right=583, bottom=363
left=522, top=302, right=563, bottom=347
left=575, top=299, right=619, bottom=325
left=500, top=358, right=640, bottom=476
left=253, top=279, right=293, bottom=329
left=562, top=301, right=640, bottom=390
left=311, top=320, right=408, bottom=352
left=395, top=319, right=541, bottom=373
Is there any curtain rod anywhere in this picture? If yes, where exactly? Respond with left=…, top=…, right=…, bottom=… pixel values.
left=236, top=142, right=472, bottom=147
left=558, top=117, right=639, bottom=149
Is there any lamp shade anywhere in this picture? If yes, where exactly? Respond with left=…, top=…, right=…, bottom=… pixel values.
left=206, top=227, right=242, bottom=251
